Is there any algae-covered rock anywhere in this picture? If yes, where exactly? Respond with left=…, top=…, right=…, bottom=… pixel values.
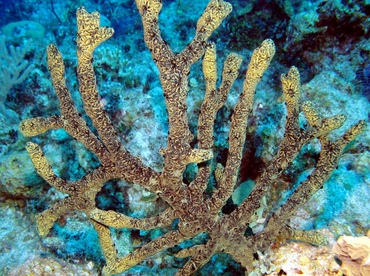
left=1, top=20, right=45, bottom=42
left=0, top=149, right=43, bottom=198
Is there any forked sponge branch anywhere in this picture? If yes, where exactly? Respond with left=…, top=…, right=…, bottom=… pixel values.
left=19, top=1, right=366, bottom=275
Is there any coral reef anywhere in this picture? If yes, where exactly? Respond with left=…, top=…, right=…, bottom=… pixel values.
left=17, top=1, right=367, bottom=275
left=249, top=231, right=342, bottom=275
left=8, top=256, right=97, bottom=276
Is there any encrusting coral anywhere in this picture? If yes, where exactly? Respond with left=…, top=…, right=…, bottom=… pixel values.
left=333, top=231, right=370, bottom=276
left=19, top=0, right=366, bottom=275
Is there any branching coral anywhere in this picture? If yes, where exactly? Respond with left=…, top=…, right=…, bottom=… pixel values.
left=19, top=1, right=366, bottom=275
left=0, top=36, right=33, bottom=120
